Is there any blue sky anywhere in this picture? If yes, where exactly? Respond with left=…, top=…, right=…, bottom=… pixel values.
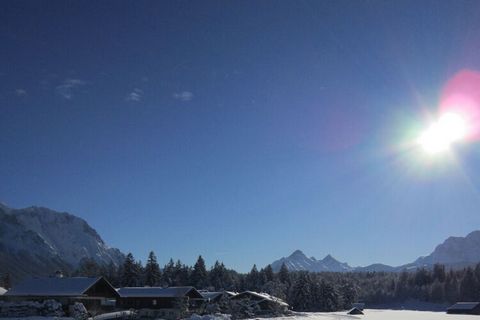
left=2, top=1, right=480, bottom=272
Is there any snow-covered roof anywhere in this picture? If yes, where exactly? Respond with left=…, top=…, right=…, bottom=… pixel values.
left=231, top=291, right=288, bottom=306
left=0, top=287, right=7, bottom=295
left=448, top=302, right=480, bottom=310
left=201, top=292, right=223, bottom=300
left=117, top=286, right=203, bottom=299
left=5, top=277, right=104, bottom=297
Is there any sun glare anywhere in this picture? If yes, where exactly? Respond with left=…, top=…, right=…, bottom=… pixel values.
left=417, top=112, right=467, bottom=154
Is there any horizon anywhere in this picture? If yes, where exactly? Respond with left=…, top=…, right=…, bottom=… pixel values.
left=1, top=200, right=478, bottom=272
left=2, top=1, right=480, bottom=273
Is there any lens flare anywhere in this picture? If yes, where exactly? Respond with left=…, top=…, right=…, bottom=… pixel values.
left=416, top=70, right=480, bottom=156
left=417, top=112, right=467, bottom=154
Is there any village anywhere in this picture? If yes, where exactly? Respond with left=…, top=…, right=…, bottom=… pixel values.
left=0, top=273, right=290, bottom=319
left=1, top=272, right=480, bottom=320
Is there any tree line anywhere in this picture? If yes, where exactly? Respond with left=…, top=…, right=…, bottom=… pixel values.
left=4, top=250, right=480, bottom=312
left=72, top=251, right=356, bottom=311
left=72, top=252, right=480, bottom=310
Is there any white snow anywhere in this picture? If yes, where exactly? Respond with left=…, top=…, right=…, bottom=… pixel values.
left=0, top=318, right=72, bottom=320
left=251, top=310, right=480, bottom=320
left=188, top=314, right=231, bottom=320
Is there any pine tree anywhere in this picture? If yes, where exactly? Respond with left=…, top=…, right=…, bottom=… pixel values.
left=121, top=253, right=140, bottom=287
left=173, top=260, right=190, bottom=286
left=264, top=265, right=274, bottom=282
left=210, top=261, right=229, bottom=290
left=76, top=257, right=101, bottom=277
left=460, top=268, right=477, bottom=301
left=144, top=251, right=161, bottom=286
left=278, top=263, right=290, bottom=284
left=191, top=255, right=208, bottom=289
left=2, top=273, right=11, bottom=290
left=245, top=264, right=260, bottom=291
left=161, top=258, right=175, bottom=287
left=289, top=272, right=312, bottom=311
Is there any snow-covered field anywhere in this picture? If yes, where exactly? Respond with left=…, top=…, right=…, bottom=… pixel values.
left=2, top=310, right=480, bottom=320
left=254, top=310, right=480, bottom=320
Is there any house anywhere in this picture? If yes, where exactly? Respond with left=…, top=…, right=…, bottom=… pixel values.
left=447, top=302, right=480, bottom=315
left=117, top=286, right=204, bottom=319
left=4, top=277, right=119, bottom=312
left=347, top=307, right=364, bottom=315
left=200, top=290, right=236, bottom=303
left=200, top=291, right=236, bottom=313
left=230, top=291, right=289, bottom=314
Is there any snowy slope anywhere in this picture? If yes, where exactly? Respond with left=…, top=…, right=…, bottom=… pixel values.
left=0, top=203, right=124, bottom=281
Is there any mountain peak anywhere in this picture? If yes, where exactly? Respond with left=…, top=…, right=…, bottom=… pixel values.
left=323, top=254, right=336, bottom=261
left=290, top=249, right=306, bottom=257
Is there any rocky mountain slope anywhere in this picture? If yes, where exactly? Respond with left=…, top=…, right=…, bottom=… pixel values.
left=0, top=203, right=124, bottom=281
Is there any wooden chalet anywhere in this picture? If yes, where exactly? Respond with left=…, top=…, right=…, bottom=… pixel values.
left=117, top=286, right=204, bottom=318
left=4, top=277, right=118, bottom=312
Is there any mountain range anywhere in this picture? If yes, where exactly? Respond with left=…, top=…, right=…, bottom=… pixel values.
left=2, top=201, right=480, bottom=282
left=270, top=230, right=480, bottom=272
left=0, top=203, right=124, bottom=282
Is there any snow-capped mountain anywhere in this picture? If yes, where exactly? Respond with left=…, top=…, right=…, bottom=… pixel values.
left=270, top=230, right=480, bottom=273
left=0, top=203, right=124, bottom=281
left=270, top=250, right=353, bottom=272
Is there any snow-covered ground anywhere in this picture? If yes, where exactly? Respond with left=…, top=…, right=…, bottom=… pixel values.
left=0, top=318, right=73, bottom=320
left=251, top=310, right=480, bottom=320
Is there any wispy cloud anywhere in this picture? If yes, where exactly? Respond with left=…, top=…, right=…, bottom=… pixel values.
left=55, top=78, right=86, bottom=99
left=126, top=88, right=143, bottom=102
left=173, top=91, right=193, bottom=102
left=15, top=89, right=27, bottom=97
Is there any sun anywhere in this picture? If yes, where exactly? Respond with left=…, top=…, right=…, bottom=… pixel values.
left=417, top=112, right=467, bottom=154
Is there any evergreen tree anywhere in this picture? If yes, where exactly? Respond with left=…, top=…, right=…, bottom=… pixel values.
left=289, top=272, right=312, bottom=311
left=433, top=264, right=446, bottom=282
left=174, top=260, right=190, bottom=286
left=430, top=280, right=445, bottom=302
left=444, top=272, right=459, bottom=303
left=144, top=251, right=161, bottom=286
left=278, top=263, right=290, bottom=284
left=338, top=281, right=357, bottom=309
left=191, top=255, right=208, bottom=289
left=264, top=265, right=274, bottom=282
left=460, top=268, right=477, bottom=301
left=161, top=258, right=175, bottom=287
left=2, top=273, right=11, bottom=290
left=316, top=279, right=340, bottom=311
left=121, top=253, right=140, bottom=287
left=210, top=261, right=229, bottom=290
left=245, top=265, right=260, bottom=291
left=76, top=257, right=102, bottom=277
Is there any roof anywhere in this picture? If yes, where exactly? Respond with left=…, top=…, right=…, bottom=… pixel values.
left=448, top=302, right=480, bottom=310
left=0, top=287, right=7, bottom=295
left=201, top=292, right=223, bottom=300
left=201, top=291, right=236, bottom=300
left=117, top=286, right=203, bottom=299
left=347, top=307, right=364, bottom=315
left=231, top=291, right=288, bottom=307
left=5, top=277, right=104, bottom=297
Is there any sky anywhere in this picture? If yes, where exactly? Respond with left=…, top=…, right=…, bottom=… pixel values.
left=2, top=0, right=480, bottom=272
